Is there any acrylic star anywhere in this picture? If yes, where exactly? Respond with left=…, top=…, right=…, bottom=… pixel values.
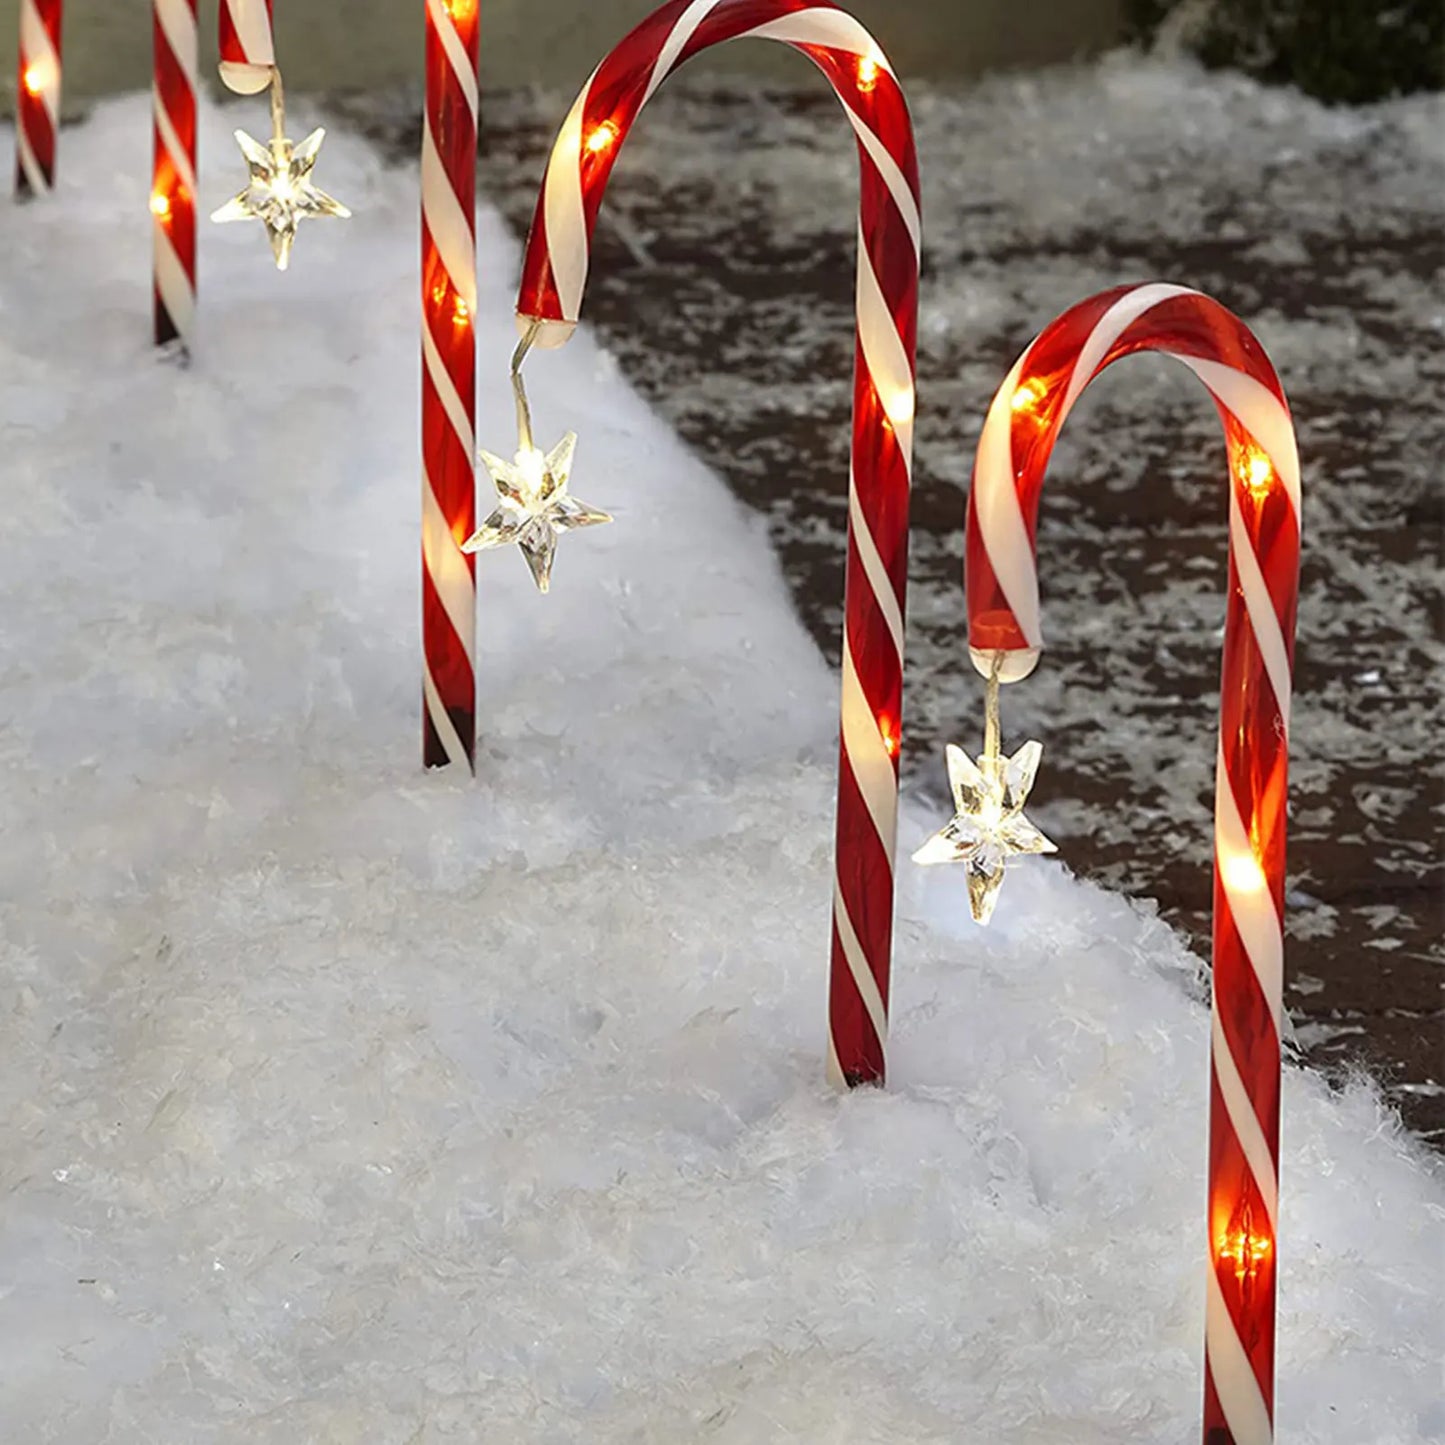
left=462, top=432, right=612, bottom=593
left=913, top=738, right=1057, bottom=925
left=211, top=127, right=350, bottom=271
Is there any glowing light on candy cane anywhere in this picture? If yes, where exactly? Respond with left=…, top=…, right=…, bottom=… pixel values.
left=420, top=0, right=480, bottom=770
left=152, top=0, right=198, bottom=350
left=217, top=0, right=275, bottom=95
left=500, top=0, right=919, bottom=1087
left=942, top=282, right=1300, bottom=1445
left=14, top=0, right=62, bottom=199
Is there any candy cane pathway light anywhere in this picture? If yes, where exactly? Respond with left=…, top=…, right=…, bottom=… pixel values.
left=14, top=0, right=62, bottom=198
left=492, top=0, right=920, bottom=1089
left=420, top=0, right=481, bottom=772
left=925, top=282, right=1300, bottom=1445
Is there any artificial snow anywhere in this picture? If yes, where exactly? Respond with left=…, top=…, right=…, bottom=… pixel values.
left=1, top=92, right=1440, bottom=1443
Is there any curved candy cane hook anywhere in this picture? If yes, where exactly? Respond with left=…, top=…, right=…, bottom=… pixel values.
left=513, top=0, right=920, bottom=1088
left=964, top=282, right=1301, bottom=1445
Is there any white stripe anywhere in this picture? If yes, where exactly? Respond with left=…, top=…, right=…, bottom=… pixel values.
left=1214, top=744, right=1284, bottom=1034
left=1228, top=491, right=1293, bottom=739
left=422, top=321, right=476, bottom=459
left=19, top=0, right=61, bottom=124
left=154, top=0, right=199, bottom=83
left=15, top=123, right=48, bottom=194
left=153, top=95, right=197, bottom=198
left=1174, top=354, right=1302, bottom=520
left=227, top=0, right=275, bottom=66
left=642, top=0, right=718, bottom=104
left=841, top=107, right=921, bottom=255
left=421, top=484, right=477, bottom=669
left=745, top=9, right=895, bottom=67
left=973, top=356, right=1043, bottom=650
left=1058, top=282, right=1197, bottom=425
left=1206, top=1268, right=1274, bottom=1445
left=153, top=222, right=195, bottom=344
left=840, top=643, right=898, bottom=865
left=423, top=661, right=470, bottom=770
left=825, top=1033, right=848, bottom=1091
left=542, top=70, right=597, bottom=324
left=421, top=119, right=477, bottom=315
left=425, top=0, right=479, bottom=119
left=833, top=887, right=888, bottom=1051
left=1212, top=1009, right=1279, bottom=1229
left=855, top=228, right=915, bottom=458
left=848, top=472, right=904, bottom=662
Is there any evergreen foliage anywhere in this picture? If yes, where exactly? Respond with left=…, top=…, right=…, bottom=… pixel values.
left=1126, top=0, right=1444, bottom=103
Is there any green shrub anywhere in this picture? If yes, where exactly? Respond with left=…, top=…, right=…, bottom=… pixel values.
left=1125, top=0, right=1444, bottom=103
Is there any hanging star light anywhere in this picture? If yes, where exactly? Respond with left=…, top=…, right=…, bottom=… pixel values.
left=211, top=69, right=349, bottom=270
left=463, top=321, right=612, bottom=592
left=463, top=432, right=612, bottom=592
left=913, top=657, right=1056, bottom=923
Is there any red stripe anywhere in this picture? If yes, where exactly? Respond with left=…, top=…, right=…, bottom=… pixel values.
left=1205, top=1067, right=1278, bottom=1429
left=514, top=0, right=918, bottom=1083
left=829, top=751, right=895, bottom=1084
left=421, top=229, right=477, bottom=417
left=1211, top=905, right=1282, bottom=1165
left=850, top=351, right=912, bottom=609
left=153, top=14, right=198, bottom=163
left=14, top=91, right=56, bottom=189
left=420, top=560, right=477, bottom=763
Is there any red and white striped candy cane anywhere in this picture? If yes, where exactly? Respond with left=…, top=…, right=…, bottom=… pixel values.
left=420, top=0, right=480, bottom=770
left=151, top=0, right=198, bottom=349
left=13, top=0, right=62, bottom=198
left=517, top=0, right=919, bottom=1088
left=965, top=283, right=1301, bottom=1445
left=217, top=0, right=275, bottom=95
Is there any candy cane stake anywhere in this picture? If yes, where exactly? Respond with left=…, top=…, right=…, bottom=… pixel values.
left=218, top=0, right=275, bottom=95
left=512, top=0, right=919, bottom=1088
left=420, top=0, right=480, bottom=771
left=962, top=283, right=1301, bottom=1445
left=151, top=0, right=198, bottom=350
left=14, top=0, right=61, bottom=198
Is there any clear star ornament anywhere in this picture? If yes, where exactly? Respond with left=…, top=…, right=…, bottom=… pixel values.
left=464, top=433, right=612, bottom=593
left=464, top=321, right=612, bottom=592
left=913, top=656, right=1057, bottom=924
left=211, top=69, right=350, bottom=270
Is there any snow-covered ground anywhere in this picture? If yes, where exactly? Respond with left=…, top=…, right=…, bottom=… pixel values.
left=1, top=95, right=1440, bottom=1442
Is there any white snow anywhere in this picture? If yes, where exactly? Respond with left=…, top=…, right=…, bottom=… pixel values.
left=1, top=92, right=1441, bottom=1443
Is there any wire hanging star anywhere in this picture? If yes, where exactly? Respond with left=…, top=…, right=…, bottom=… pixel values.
left=211, top=127, right=350, bottom=271
left=462, top=432, right=612, bottom=592
left=913, top=738, right=1057, bottom=925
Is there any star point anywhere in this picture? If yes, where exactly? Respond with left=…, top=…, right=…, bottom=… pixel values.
left=462, top=431, right=611, bottom=592
left=211, top=125, right=350, bottom=270
left=913, top=736, right=1056, bottom=925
